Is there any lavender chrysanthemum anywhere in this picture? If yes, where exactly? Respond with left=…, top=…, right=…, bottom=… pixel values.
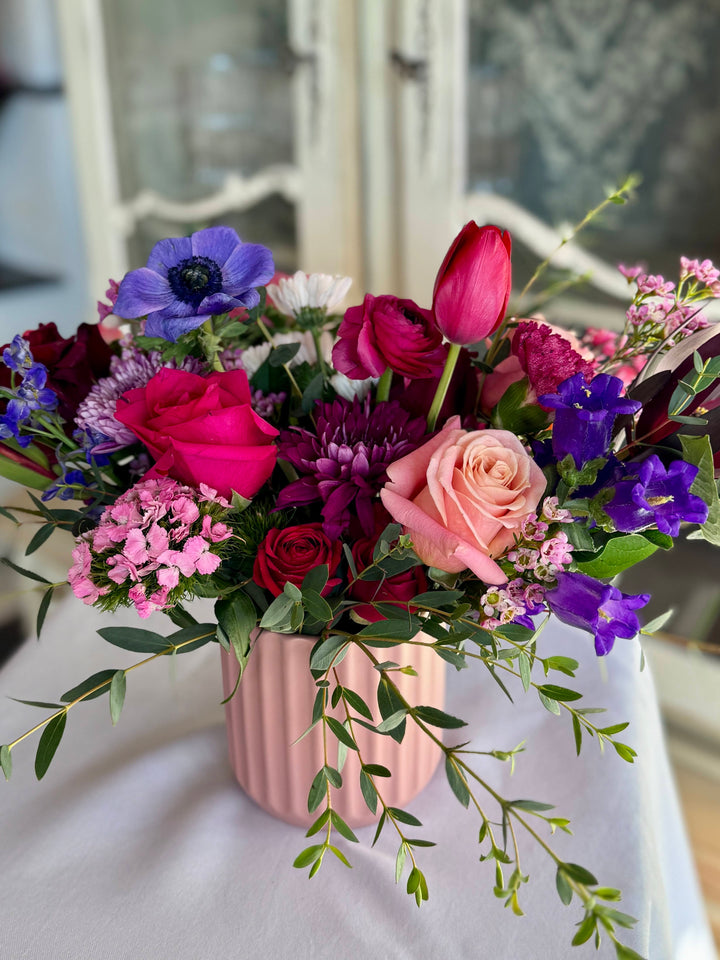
left=74, top=345, right=204, bottom=454
left=277, top=397, right=427, bottom=537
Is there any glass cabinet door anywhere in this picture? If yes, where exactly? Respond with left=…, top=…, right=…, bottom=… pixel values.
left=57, top=0, right=362, bottom=312
left=466, top=0, right=720, bottom=298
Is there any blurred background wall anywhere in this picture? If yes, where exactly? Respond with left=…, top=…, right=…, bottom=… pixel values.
left=0, top=1, right=718, bottom=931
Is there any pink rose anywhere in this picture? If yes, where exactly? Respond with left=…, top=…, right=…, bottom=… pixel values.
left=115, top=367, right=278, bottom=499
left=380, top=418, right=546, bottom=584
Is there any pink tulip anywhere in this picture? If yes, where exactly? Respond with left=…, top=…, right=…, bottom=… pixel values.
left=432, top=222, right=512, bottom=345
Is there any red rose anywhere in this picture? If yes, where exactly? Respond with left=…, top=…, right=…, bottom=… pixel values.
left=332, top=294, right=447, bottom=380
left=0, top=322, right=113, bottom=422
left=253, top=524, right=343, bottom=598
left=432, top=222, right=512, bottom=345
left=115, top=367, right=278, bottom=499
left=348, top=536, right=427, bottom=623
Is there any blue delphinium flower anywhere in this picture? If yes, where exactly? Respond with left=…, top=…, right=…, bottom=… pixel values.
left=539, top=373, right=641, bottom=467
left=7, top=363, right=58, bottom=421
left=113, top=226, right=274, bottom=341
left=41, top=468, right=89, bottom=502
left=603, top=454, right=708, bottom=537
left=545, top=570, right=649, bottom=656
left=2, top=335, right=32, bottom=375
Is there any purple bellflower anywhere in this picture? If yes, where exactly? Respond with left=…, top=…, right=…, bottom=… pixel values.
left=603, top=454, right=708, bottom=537
left=546, top=570, right=649, bottom=656
left=539, top=373, right=641, bottom=468
left=277, top=397, right=426, bottom=538
left=2, top=335, right=33, bottom=375
left=113, top=226, right=274, bottom=341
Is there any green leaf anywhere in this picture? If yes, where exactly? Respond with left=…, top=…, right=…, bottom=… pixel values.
left=598, top=722, right=630, bottom=735
left=10, top=698, right=64, bottom=709
left=388, top=806, right=422, bottom=826
left=330, top=810, right=359, bottom=843
left=510, top=799, right=554, bottom=812
left=614, top=945, right=647, bottom=960
left=563, top=862, right=598, bottom=885
left=571, top=915, right=596, bottom=946
left=358, top=618, right=422, bottom=641
left=309, top=635, right=349, bottom=672
left=0, top=556, right=51, bottom=584
left=572, top=714, right=582, bottom=756
left=342, top=688, right=373, bottom=721
left=216, top=592, right=256, bottom=672
left=165, top=604, right=198, bottom=629
left=413, top=705, right=467, bottom=729
left=322, top=764, right=342, bottom=788
left=292, top=844, right=325, bottom=868
left=269, top=342, right=301, bottom=366
left=301, top=372, right=324, bottom=414
left=640, top=609, right=674, bottom=635
left=574, top=534, right=660, bottom=578
left=562, top=521, right=597, bottom=552
left=538, top=693, right=561, bottom=715
left=359, top=770, right=377, bottom=813
left=34, top=711, right=67, bottom=780
left=545, top=655, right=578, bottom=677
left=109, top=671, right=126, bottom=725
left=24, top=523, right=55, bottom=556
left=492, top=377, right=549, bottom=435
left=395, top=843, right=407, bottom=884
left=307, top=769, right=326, bottom=813
left=302, top=587, right=333, bottom=623
left=328, top=845, right=353, bottom=869
left=258, top=593, right=296, bottom=632
left=36, top=586, right=54, bottom=638
left=679, top=434, right=720, bottom=545
left=556, top=868, right=573, bottom=905
left=61, top=669, right=118, bottom=703
left=325, top=716, right=358, bottom=751
left=410, top=589, right=465, bottom=608
left=0, top=744, right=11, bottom=780
left=376, top=710, right=408, bottom=733
left=168, top=623, right=217, bottom=654
left=519, top=652, right=531, bottom=692
left=97, top=626, right=172, bottom=653
left=302, top=564, right=329, bottom=597
left=537, top=684, right=582, bottom=702
left=305, top=809, right=331, bottom=837
left=362, top=763, right=391, bottom=777
left=445, top=757, right=470, bottom=807
left=377, top=677, right=406, bottom=743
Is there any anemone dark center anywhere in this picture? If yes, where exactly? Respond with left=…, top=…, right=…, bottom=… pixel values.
left=168, top=256, right=222, bottom=307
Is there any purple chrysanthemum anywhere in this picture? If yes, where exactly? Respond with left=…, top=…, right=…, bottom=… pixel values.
left=113, top=226, right=274, bottom=342
left=277, top=397, right=427, bottom=537
left=603, top=454, right=709, bottom=537
left=546, top=570, right=649, bottom=656
left=74, top=344, right=204, bottom=454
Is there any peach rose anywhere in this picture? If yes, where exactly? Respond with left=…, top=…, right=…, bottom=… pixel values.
left=380, top=418, right=546, bottom=584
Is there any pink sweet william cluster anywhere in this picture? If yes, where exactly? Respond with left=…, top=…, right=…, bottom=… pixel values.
left=68, top=477, right=233, bottom=618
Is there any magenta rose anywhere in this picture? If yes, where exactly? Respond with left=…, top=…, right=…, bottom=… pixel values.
left=253, top=523, right=343, bottom=598
left=115, top=367, right=278, bottom=499
left=380, top=418, right=546, bottom=584
left=332, top=294, right=447, bottom=380
left=348, top=535, right=428, bottom=623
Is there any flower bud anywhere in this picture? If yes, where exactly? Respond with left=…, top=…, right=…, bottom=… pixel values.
left=432, top=222, right=512, bottom=345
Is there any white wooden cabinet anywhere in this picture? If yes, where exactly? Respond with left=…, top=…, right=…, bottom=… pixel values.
left=57, top=0, right=720, bottom=326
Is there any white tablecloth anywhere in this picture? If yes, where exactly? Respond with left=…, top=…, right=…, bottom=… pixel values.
left=1, top=598, right=716, bottom=960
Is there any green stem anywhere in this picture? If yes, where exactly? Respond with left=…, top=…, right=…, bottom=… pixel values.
left=257, top=317, right=304, bottom=400
left=311, top=327, right=329, bottom=380
left=202, top=318, right=224, bottom=373
left=426, top=342, right=461, bottom=431
left=376, top=367, right=392, bottom=403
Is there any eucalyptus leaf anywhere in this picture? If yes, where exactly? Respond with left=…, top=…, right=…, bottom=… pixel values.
left=97, top=626, right=172, bottom=653
left=0, top=744, right=12, bottom=780
left=0, top=556, right=51, bottom=584
left=216, top=592, right=256, bottom=672
left=35, top=586, right=54, bottom=639
left=109, top=670, right=126, bottom=725
left=34, top=711, right=67, bottom=780
left=24, top=524, right=55, bottom=556
left=61, top=669, right=119, bottom=703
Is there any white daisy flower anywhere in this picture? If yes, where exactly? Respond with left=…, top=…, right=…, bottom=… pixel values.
left=267, top=271, right=352, bottom=317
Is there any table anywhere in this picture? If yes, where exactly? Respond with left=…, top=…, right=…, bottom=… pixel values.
left=1, top=597, right=716, bottom=960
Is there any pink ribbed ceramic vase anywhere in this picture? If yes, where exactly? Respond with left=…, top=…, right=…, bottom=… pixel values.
left=221, top=629, right=446, bottom=828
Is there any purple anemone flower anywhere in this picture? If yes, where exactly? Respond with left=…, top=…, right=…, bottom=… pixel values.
left=546, top=570, right=649, bottom=656
left=603, top=454, right=708, bottom=537
left=539, top=373, right=641, bottom=468
left=277, top=397, right=427, bottom=537
left=113, top=226, right=274, bottom=341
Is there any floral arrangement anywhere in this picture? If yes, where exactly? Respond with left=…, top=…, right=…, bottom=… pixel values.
left=2, top=199, right=719, bottom=958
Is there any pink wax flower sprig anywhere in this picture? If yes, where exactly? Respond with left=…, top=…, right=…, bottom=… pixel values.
left=69, top=477, right=234, bottom=618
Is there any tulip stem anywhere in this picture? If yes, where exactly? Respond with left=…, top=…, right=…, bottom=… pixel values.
left=376, top=367, right=392, bottom=403
left=426, top=343, right=461, bottom=432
